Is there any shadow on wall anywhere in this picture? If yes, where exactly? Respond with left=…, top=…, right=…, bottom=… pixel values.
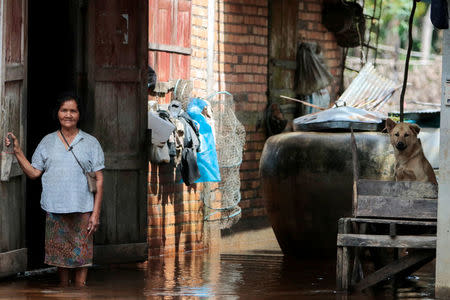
left=148, top=163, right=204, bottom=256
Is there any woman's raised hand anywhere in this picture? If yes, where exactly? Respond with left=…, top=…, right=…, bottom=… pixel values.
left=5, top=132, right=42, bottom=179
left=5, top=132, right=20, bottom=153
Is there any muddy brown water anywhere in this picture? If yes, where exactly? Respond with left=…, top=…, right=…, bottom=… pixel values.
left=0, top=251, right=436, bottom=299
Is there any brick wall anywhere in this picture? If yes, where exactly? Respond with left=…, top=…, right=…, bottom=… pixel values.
left=211, top=0, right=269, bottom=219
left=148, top=0, right=343, bottom=256
left=147, top=162, right=205, bottom=256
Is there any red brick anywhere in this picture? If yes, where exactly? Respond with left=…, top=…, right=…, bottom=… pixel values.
left=252, top=208, right=266, bottom=217
left=148, top=195, right=160, bottom=205
left=192, top=5, right=208, bottom=16
left=257, top=7, right=267, bottom=16
left=299, top=12, right=321, bottom=22
left=191, top=17, right=207, bottom=27
left=148, top=205, right=161, bottom=217
left=148, top=183, right=158, bottom=195
left=148, top=237, right=165, bottom=248
left=239, top=170, right=260, bottom=180
left=307, top=3, right=321, bottom=12
left=240, top=161, right=259, bottom=170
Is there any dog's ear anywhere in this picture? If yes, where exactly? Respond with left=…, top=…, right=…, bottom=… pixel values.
left=409, top=123, right=421, bottom=135
left=385, top=118, right=396, bottom=133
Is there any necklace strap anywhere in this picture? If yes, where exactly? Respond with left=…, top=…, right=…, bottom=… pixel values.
left=60, top=130, right=73, bottom=150
left=60, top=130, right=86, bottom=173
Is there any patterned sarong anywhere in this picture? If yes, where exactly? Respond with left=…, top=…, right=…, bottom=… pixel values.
left=44, top=212, right=93, bottom=268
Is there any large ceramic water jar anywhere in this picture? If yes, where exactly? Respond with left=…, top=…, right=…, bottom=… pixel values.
left=260, top=132, right=396, bottom=257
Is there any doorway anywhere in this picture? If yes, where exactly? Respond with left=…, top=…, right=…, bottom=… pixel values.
left=26, top=0, right=86, bottom=268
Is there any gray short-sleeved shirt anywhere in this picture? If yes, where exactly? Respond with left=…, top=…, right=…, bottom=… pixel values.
left=31, top=130, right=105, bottom=213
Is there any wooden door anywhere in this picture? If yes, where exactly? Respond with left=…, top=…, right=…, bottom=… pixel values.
left=0, top=0, right=27, bottom=278
left=268, top=0, right=299, bottom=123
left=86, top=0, right=148, bottom=263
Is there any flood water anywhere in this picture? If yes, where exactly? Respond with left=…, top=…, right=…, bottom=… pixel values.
left=0, top=251, right=436, bottom=299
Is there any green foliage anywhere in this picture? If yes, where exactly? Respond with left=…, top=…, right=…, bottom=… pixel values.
left=364, top=0, right=437, bottom=53
left=382, top=1, right=427, bottom=49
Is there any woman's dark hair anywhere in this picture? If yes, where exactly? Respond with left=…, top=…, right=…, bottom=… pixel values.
left=52, top=92, right=84, bottom=122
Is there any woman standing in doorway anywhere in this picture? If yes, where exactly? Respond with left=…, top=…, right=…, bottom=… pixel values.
left=5, top=93, right=104, bottom=286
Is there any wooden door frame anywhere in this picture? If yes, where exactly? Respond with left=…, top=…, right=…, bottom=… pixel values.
left=0, top=0, right=28, bottom=278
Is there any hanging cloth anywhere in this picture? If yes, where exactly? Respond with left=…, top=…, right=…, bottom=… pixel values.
left=294, top=42, right=333, bottom=96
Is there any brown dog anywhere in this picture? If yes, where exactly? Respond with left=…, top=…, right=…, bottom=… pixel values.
left=386, top=118, right=437, bottom=184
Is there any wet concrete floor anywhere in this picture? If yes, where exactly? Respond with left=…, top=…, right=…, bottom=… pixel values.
left=0, top=250, right=436, bottom=299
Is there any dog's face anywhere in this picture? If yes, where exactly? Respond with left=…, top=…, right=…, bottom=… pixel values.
left=385, top=118, right=421, bottom=152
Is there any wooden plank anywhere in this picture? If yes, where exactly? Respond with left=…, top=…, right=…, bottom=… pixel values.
left=354, top=250, right=435, bottom=291
left=8, top=161, right=23, bottom=178
left=337, top=234, right=436, bottom=248
left=176, top=0, right=191, bottom=49
left=356, top=195, right=437, bottom=219
left=117, top=84, right=141, bottom=153
left=351, top=129, right=359, bottom=216
left=104, top=155, right=143, bottom=170
left=0, top=248, right=27, bottom=278
left=8, top=177, right=24, bottom=250
left=93, top=1, right=138, bottom=67
left=94, top=83, right=119, bottom=151
left=270, top=58, right=297, bottom=70
left=5, top=64, right=23, bottom=82
left=1, top=145, right=14, bottom=181
left=348, top=218, right=437, bottom=226
left=94, top=243, right=147, bottom=264
left=94, top=170, right=117, bottom=244
left=336, top=218, right=352, bottom=290
left=269, top=0, right=297, bottom=60
left=116, top=171, right=140, bottom=243
left=173, top=53, right=190, bottom=79
left=138, top=169, right=148, bottom=242
left=148, top=42, right=192, bottom=55
left=351, top=222, right=365, bottom=285
left=95, top=67, right=140, bottom=83
left=357, top=179, right=438, bottom=199
left=4, top=0, right=24, bottom=64
left=0, top=60, right=26, bottom=258
left=389, top=223, right=397, bottom=237
left=336, top=247, right=344, bottom=289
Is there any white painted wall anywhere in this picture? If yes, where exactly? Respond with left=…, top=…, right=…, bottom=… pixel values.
left=435, top=3, right=450, bottom=297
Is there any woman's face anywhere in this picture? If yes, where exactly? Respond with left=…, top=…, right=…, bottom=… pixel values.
left=58, top=100, right=79, bottom=130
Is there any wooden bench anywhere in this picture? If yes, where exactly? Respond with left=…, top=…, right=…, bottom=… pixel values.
left=336, top=131, right=438, bottom=291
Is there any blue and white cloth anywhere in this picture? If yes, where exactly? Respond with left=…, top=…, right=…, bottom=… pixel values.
left=31, top=130, right=105, bottom=213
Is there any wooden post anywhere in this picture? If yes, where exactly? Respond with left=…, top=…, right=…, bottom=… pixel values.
left=337, top=218, right=352, bottom=290
left=350, top=129, right=359, bottom=217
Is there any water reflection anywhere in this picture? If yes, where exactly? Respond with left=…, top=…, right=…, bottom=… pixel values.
left=0, top=251, right=436, bottom=299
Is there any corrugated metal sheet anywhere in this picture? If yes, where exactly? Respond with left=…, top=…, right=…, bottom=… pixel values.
left=335, top=63, right=398, bottom=111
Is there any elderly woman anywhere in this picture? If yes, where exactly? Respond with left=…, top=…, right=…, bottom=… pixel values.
left=6, top=94, right=104, bottom=286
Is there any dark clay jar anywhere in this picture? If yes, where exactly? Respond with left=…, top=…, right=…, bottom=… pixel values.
left=260, top=131, right=395, bottom=257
